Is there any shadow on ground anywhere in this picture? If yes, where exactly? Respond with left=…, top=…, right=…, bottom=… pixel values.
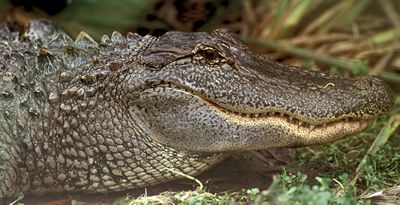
left=22, top=149, right=289, bottom=205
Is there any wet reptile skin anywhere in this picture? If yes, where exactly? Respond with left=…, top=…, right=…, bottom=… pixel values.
left=0, top=21, right=394, bottom=198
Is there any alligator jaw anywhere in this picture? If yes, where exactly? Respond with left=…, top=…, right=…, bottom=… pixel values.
left=202, top=97, right=372, bottom=147
left=201, top=93, right=372, bottom=129
left=131, top=86, right=373, bottom=153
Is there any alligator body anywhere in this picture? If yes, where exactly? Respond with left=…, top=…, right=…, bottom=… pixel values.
left=0, top=21, right=393, bottom=198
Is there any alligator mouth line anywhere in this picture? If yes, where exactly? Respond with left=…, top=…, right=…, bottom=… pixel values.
left=144, top=83, right=372, bottom=132
left=199, top=97, right=372, bottom=132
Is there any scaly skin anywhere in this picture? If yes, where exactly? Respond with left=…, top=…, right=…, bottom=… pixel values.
left=0, top=21, right=393, bottom=198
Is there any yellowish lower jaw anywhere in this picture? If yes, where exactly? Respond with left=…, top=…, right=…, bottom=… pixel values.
left=203, top=99, right=371, bottom=146
left=227, top=111, right=371, bottom=146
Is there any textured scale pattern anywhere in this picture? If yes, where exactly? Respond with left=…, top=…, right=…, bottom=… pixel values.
left=0, top=22, right=224, bottom=197
left=0, top=20, right=393, bottom=199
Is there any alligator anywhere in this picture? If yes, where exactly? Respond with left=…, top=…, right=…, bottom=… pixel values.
left=0, top=20, right=393, bottom=199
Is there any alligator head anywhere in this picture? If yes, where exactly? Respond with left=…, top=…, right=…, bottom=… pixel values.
left=128, top=29, right=393, bottom=153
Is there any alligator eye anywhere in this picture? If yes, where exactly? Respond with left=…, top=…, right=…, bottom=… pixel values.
left=197, top=48, right=224, bottom=64
left=200, top=49, right=219, bottom=60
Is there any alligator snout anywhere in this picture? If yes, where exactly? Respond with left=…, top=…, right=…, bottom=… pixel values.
left=353, top=76, right=376, bottom=90
left=350, top=75, right=393, bottom=118
left=133, top=29, right=394, bottom=153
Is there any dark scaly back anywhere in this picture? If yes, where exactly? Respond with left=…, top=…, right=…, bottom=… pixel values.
left=0, top=21, right=65, bottom=197
left=0, top=20, right=99, bottom=197
left=0, top=21, right=224, bottom=197
left=0, top=24, right=33, bottom=198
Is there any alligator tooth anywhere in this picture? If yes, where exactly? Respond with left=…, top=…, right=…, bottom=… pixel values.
left=280, top=113, right=284, bottom=117
left=289, top=116, right=293, bottom=121
left=254, top=113, right=259, bottom=117
left=246, top=114, right=251, bottom=118
left=298, top=121, right=303, bottom=126
left=309, top=125, right=316, bottom=130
